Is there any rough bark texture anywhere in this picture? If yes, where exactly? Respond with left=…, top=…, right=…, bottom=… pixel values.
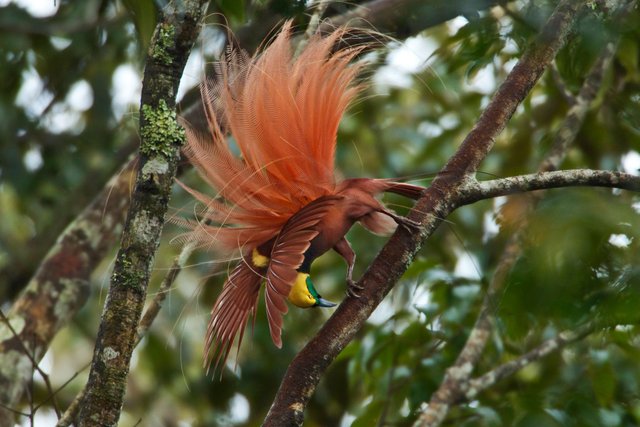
left=55, top=244, right=194, bottom=427
left=0, top=1, right=509, bottom=423
left=263, top=1, right=583, bottom=426
left=0, top=159, right=134, bottom=427
left=461, top=169, right=640, bottom=203
left=75, top=2, right=206, bottom=426
left=1, top=0, right=494, bottom=305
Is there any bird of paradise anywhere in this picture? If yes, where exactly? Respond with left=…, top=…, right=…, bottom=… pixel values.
left=178, top=22, right=424, bottom=373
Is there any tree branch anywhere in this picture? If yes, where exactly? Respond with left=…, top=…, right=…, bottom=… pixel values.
left=76, top=1, right=206, bottom=425
left=464, top=322, right=596, bottom=400
left=320, top=0, right=508, bottom=40
left=0, top=159, right=135, bottom=427
left=1, top=135, right=138, bottom=304
left=540, top=41, right=618, bottom=172
left=459, top=169, right=640, bottom=203
left=0, top=0, right=488, bottom=422
left=412, top=4, right=627, bottom=426
left=0, top=310, right=60, bottom=420
left=263, top=1, right=582, bottom=425
left=56, top=243, right=194, bottom=427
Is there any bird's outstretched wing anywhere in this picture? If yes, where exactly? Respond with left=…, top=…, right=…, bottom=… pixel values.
left=204, top=256, right=264, bottom=376
left=265, top=196, right=342, bottom=347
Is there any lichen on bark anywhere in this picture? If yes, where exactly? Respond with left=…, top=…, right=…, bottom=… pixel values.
left=76, top=1, right=207, bottom=425
left=140, top=99, right=185, bottom=158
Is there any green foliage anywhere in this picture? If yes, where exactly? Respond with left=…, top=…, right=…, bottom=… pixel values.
left=216, top=0, right=245, bottom=24
left=3, top=1, right=640, bottom=426
left=122, top=0, right=157, bottom=49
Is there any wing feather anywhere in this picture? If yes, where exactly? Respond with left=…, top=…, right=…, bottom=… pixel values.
left=204, top=256, right=264, bottom=376
left=264, top=196, right=342, bottom=347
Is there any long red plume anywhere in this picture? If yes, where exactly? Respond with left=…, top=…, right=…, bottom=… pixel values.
left=179, top=22, right=366, bottom=254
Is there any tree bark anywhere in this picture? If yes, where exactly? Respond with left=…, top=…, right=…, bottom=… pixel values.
left=461, top=169, right=640, bottom=203
left=0, top=1, right=509, bottom=422
left=76, top=1, right=207, bottom=425
left=0, top=159, right=134, bottom=427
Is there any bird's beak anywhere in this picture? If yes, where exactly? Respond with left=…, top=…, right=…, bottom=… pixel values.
left=315, top=297, right=337, bottom=308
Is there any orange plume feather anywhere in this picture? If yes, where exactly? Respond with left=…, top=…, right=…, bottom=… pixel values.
left=180, top=22, right=365, bottom=254
left=178, top=22, right=372, bottom=374
left=179, top=22, right=425, bottom=374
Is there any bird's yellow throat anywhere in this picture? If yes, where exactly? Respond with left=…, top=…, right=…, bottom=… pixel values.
left=288, top=273, right=317, bottom=308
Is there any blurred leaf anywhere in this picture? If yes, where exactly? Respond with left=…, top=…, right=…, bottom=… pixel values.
left=352, top=399, right=383, bottom=427
left=514, top=411, right=563, bottom=427
left=617, top=36, right=638, bottom=81
left=217, top=0, right=245, bottom=23
left=588, top=355, right=616, bottom=406
left=122, top=0, right=157, bottom=49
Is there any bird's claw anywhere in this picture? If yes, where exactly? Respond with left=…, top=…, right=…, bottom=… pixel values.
left=397, top=216, right=422, bottom=232
left=346, top=279, right=364, bottom=298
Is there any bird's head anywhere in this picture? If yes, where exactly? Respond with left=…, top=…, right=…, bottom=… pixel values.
left=288, top=273, right=336, bottom=309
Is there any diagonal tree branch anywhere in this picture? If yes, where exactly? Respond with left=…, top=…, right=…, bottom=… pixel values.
left=4, top=0, right=509, bottom=303
left=413, top=6, right=626, bottom=426
left=0, top=158, right=135, bottom=427
left=76, top=1, right=207, bottom=425
left=540, top=41, right=619, bottom=172
left=263, top=1, right=583, bottom=425
left=0, top=1, right=509, bottom=423
left=464, top=322, right=597, bottom=400
left=0, top=310, right=60, bottom=420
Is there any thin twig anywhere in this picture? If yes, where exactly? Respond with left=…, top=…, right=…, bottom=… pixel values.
left=464, top=322, right=596, bottom=400
left=295, top=0, right=331, bottom=57
left=549, top=61, right=577, bottom=105
left=136, top=243, right=195, bottom=343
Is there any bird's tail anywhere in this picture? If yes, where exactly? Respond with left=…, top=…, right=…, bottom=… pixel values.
left=383, top=181, right=426, bottom=200
left=204, top=255, right=263, bottom=377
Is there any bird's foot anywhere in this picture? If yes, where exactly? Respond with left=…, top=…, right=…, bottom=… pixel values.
left=346, top=279, right=364, bottom=299
left=396, top=216, right=422, bottom=233
left=382, top=209, right=422, bottom=233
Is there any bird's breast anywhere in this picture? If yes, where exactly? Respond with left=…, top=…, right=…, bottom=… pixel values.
left=307, top=211, right=355, bottom=258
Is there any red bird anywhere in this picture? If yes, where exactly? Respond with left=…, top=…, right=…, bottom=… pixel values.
left=179, top=22, right=424, bottom=372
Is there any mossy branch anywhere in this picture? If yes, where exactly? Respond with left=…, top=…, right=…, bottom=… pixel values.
left=75, top=1, right=207, bottom=425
